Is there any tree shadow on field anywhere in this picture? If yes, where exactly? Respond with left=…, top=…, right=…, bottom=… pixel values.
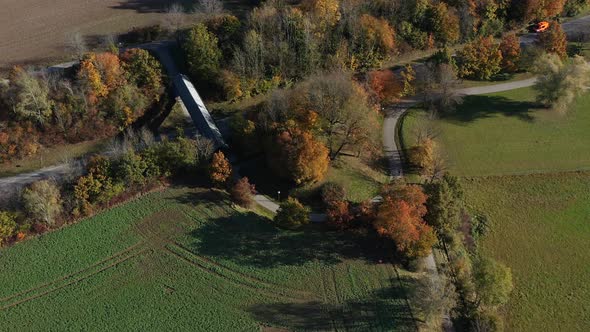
left=442, top=95, right=541, bottom=124
left=110, top=0, right=185, bottom=13
left=248, top=277, right=418, bottom=331
left=177, top=198, right=386, bottom=268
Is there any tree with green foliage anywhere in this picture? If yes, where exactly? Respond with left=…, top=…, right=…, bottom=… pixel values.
left=274, top=198, right=310, bottom=229
left=22, top=180, right=62, bottom=226
left=473, top=256, right=514, bottom=308
left=424, top=174, right=464, bottom=241
left=6, top=68, right=53, bottom=127
left=120, top=48, right=163, bottom=101
left=182, top=23, right=222, bottom=85
left=0, top=211, right=17, bottom=246
left=456, top=35, right=503, bottom=80
left=114, top=152, right=150, bottom=185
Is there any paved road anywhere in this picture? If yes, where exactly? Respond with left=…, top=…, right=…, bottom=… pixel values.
left=0, top=164, right=75, bottom=205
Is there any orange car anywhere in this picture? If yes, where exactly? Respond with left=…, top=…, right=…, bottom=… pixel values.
left=535, top=21, right=550, bottom=33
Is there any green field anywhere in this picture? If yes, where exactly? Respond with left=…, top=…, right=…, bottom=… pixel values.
left=463, top=174, right=590, bottom=332
left=401, top=88, right=590, bottom=176
left=0, top=187, right=418, bottom=331
left=401, top=87, right=590, bottom=331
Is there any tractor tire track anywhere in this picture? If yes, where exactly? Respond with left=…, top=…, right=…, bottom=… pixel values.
left=164, top=244, right=307, bottom=303
left=320, top=268, right=339, bottom=332
left=0, top=247, right=147, bottom=311
left=172, top=242, right=315, bottom=299
left=0, top=242, right=145, bottom=305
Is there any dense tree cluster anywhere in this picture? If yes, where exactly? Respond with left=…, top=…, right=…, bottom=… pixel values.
left=0, top=49, right=164, bottom=164
left=181, top=0, right=589, bottom=101
left=0, top=134, right=215, bottom=246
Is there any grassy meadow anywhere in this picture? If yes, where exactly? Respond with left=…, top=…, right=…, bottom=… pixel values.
left=0, top=187, right=419, bottom=331
left=463, top=174, right=590, bottom=332
left=401, top=87, right=590, bottom=331
left=401, top=88, right=590, bottom=176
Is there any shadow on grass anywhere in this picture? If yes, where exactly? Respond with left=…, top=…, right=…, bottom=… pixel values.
left=187, top=215, right=385, bottom=268
left=248, top=276, right=418, bottom=331
left=167, top=188, right=387, bottom=268
left=442, top=95, right=540, bottom=123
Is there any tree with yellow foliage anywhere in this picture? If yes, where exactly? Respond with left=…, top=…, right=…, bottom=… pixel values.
left=302, top=0, right=340, bottom=30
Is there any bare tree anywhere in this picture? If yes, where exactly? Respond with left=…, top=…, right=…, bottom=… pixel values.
left=101, top=34, right=118, bottom=53
left=533, top=53, right=590, bottom=113
left=66, top=32, right=87, bottom=59
left=416, top=63, right=463, bottom=118
left=198, top=0, right=223, bottom=15
left=413, top=273, right=458, bottom=330
left=162, top=3, right=186, bottom=34
left=194, top=135, right=215, bottom=164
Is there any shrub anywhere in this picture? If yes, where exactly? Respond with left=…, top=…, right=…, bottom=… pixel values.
left=320, top=182, right=347, bottom=208
left=22, top=180, right=63, bottom=226
left=274, top=198, right=310, bottom=229
left=326, top=200, right=353, bottom=229
left=230, top=177, right=256, bottom=208
left=473, top=255, right=513, bottom=308
left=114, top=152, right=149, bottom=185
left=209, top=151, right=232, bottom=187
left=0, top=212, right=17, bottom=246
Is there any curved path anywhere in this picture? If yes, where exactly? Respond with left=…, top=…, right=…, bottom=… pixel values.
left=383, top=76, right=540, bottom=332
left=384, top=76, right=539, bottom=178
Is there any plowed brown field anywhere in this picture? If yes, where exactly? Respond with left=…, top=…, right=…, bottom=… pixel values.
left=0, top=0, right=174, bottom=69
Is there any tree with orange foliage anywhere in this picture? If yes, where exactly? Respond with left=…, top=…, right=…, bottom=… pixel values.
left=538, top=21, right=568, bottom=59
left=209, top=151, right=232, bottom=187
left=374, top=191, right=436, bottom=259
left=230, top=177, right=256, bottom=207
left=327, top=200, right=354, bottom=229
left=368, top=69, right=402, bottom=104
left=94, top=52, right=125, bottom=91
left=499, top=33, right=521, bottom=73
left=269, top=126, right=329, bottom=185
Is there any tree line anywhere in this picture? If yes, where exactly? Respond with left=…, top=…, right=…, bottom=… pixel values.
left=0, top=49, right=164, bottom=164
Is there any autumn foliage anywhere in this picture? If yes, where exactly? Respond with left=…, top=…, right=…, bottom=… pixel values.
left=230, top=177, right=256, bottom=208
left=499, top=33, right=521, bottom=73
left=538, top=21, right=568, bottom=59
left=209, top=151, right=232, bottom=187
left=368, top=69, right=402, bottom=103
left=457, top=36, right=503, bottom=80
left=374, top=184, right=436, bottom=258
left=269, top=127, right=329, bottom=185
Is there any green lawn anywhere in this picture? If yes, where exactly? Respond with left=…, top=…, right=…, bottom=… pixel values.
left=401, top=87, right=590, bottom=176
left=0, top=186, right=418, bottom=331
left=463, top=173, right=590, bottom=332
left=400, top=85, right=590, bottom=330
